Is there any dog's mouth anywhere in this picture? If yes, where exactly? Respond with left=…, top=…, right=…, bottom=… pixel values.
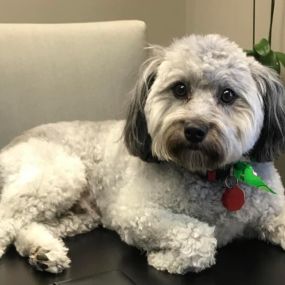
left=165, top=135, right=226, bottom=171
left=186, top=144, right=202, bottom=151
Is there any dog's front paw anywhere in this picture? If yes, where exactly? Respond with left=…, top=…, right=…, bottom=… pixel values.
left=147, top=228, right=217, bottom=274
left=29, top=246, right=71, bottom=274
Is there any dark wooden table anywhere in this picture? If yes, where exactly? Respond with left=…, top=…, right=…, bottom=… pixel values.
left=1, top=227, right=285, bottom=285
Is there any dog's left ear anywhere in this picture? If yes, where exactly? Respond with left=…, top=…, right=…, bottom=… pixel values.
left=249, top=58, right=285, bottom=162
left=123, top=46, right=164, bottom=162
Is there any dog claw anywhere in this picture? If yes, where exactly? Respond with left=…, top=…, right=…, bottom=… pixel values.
left=35, top=261, right=49, bottom=271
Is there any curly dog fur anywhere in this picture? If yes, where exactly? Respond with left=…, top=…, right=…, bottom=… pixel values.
left=0, top=34, right=285, bottom=274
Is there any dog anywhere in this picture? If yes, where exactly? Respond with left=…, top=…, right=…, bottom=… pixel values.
left=0, top=34, right=284, bottom=274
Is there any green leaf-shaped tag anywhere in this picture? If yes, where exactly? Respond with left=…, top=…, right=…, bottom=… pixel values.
left=233, top=162, right=276, bottom=194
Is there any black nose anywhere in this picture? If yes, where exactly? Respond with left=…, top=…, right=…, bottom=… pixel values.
left=184, top=126, right=208, bottom=143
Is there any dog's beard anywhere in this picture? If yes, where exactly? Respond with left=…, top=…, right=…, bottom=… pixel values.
left=172, top=143, right=226, bottom=171
left=152, top=123, right=227, bottom=171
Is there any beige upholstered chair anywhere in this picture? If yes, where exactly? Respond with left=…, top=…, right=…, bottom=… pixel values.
left=0, top=21, right=146, bottom=148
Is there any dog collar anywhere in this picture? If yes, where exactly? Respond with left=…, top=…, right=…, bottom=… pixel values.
left=207, top=161, right=276, bottom=212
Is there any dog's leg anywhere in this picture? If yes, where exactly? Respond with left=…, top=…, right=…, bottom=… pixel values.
left=46, top=208, right=101, bottom=238
left=0, top=140, right=87, bottom=257
left=15, top=222, right=70, bottom=273
left=106, top=205, right=217, bottom=274
left=258, top=205, right=285, bottom=249
left=14, top=209, right=99, bottom=273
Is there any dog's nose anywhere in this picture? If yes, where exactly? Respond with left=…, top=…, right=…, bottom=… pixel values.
left=184, top=125, right=208, bottom=143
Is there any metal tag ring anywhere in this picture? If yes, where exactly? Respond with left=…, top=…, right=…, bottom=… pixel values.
left=225, top=176, right=238, bottom=188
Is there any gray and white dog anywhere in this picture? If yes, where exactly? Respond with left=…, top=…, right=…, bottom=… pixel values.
left=0, top=34, right=285, bottom=274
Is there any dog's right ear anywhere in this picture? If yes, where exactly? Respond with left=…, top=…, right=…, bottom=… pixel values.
left=123, top=46, right=164, bottom=162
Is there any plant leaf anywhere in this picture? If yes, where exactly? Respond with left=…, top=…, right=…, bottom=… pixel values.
left=256, top=50, right=280, bottom=74
left=250, top=50, right=281, bottom=74
left=254, top=38, right=271, bottom=56
left=276, top=52, right=285, bottom=67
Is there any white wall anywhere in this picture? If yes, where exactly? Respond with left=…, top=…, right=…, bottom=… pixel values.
left=186, top=0, right=252, bottom=48
left=0, top=0, right=186, bottom=45
left=185, top=0, right=285, bottom=62
left=0, top=0, right=283, bottom=51
left=255, top=0, right=285, bottom=52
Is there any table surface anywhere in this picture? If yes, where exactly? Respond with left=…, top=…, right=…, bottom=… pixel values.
left=1, top=227, right=285, bottom=285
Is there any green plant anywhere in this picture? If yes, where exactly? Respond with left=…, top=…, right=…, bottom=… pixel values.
left=246, top=0, right=285, bottom=74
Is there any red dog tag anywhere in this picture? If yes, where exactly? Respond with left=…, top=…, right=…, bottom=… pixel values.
left=222, top=185, right=245, bottom=211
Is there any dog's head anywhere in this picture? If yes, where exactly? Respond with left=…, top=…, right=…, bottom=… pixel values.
left=124, top=35, right=285, bottom=171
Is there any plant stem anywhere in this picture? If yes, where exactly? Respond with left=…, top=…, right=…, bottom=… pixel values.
left=253, top=0, right=255, bottom=47
left=269, top=0, right=275, bottom=46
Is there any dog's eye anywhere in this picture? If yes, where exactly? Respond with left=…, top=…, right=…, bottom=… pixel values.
left=220, top=89, right=237, bottom=104
left=172, top=82, right=188, bottom=99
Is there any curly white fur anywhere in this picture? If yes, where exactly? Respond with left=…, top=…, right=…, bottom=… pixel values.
left=0, top=35, right=285, bottom=274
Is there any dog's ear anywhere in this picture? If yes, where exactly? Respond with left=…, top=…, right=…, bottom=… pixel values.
left=249, top=59, right=285, bottom=162
left=123, top=46, right=164, bottom=162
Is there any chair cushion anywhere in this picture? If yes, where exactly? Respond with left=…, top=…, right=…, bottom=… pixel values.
left=0, top=21, right=146, bottom=147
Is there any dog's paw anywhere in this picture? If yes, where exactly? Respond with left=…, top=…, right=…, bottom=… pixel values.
left=29, top=246, right=71, bottom=274
left=147, top=246, right=216, bottom=274
left=147, top=233, right=217, bottom=274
